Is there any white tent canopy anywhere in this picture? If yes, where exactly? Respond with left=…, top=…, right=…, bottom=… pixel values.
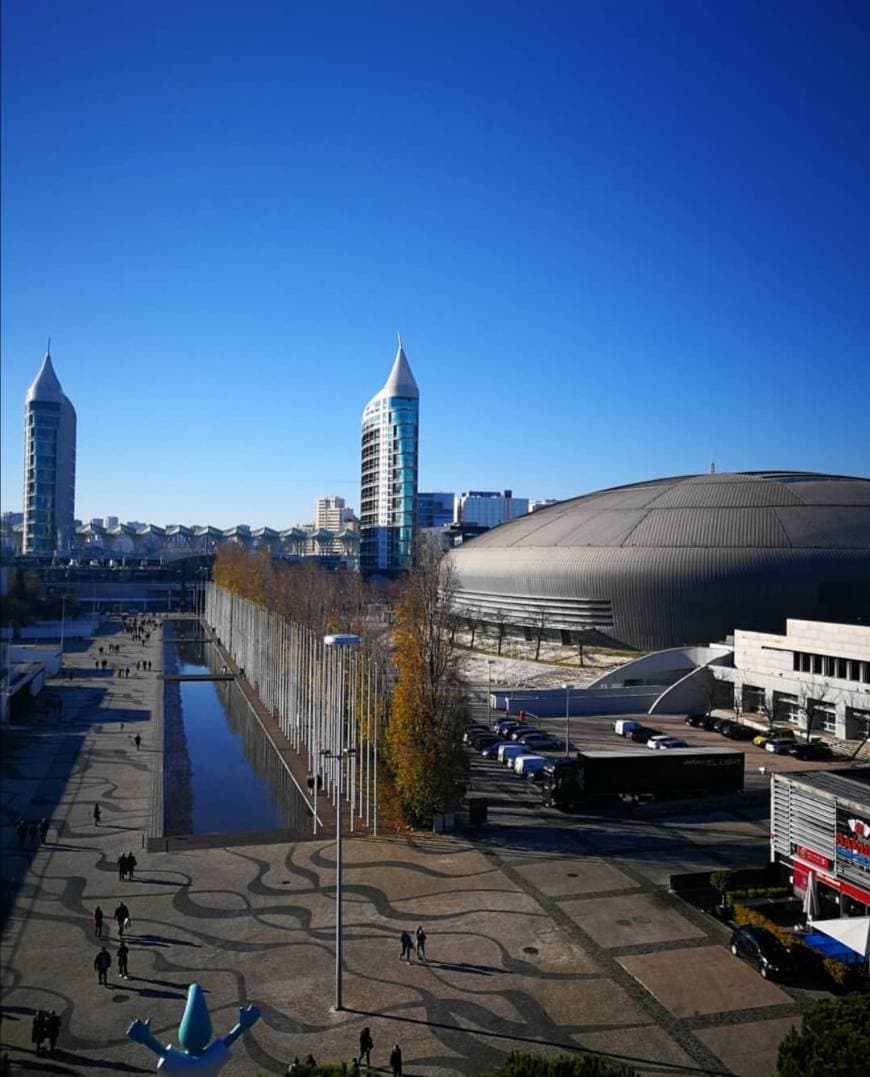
left=810, top=916, right=870, bottom=958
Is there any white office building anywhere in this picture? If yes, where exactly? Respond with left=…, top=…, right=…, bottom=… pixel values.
left=716, top=620, right=870, bottom=740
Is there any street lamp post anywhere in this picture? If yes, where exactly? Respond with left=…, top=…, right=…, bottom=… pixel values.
left=487, top=659, right=494, bottom=718
left=562, top=683, right=571, bottom=756
left=323, top=633, right=360, bottom=1013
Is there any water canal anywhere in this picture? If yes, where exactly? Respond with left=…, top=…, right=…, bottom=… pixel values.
left=162, top=621, right=312, bottom=838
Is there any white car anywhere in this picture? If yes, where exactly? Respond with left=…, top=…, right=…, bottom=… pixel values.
left=498, top=743, right=529, bottom=764
left=513, top=754, right=547, bottom=776
left=647, top=735, right=688, bottom=750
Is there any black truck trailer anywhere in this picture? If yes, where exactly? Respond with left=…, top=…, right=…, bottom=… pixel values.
left=541, top=747, right=744, bottom=810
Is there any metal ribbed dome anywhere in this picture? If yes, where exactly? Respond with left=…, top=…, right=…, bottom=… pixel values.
left=447, top=472, right=870, bottom=650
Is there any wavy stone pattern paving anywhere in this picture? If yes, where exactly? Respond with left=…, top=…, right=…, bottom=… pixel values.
left=1, top=620, right=809, bottom=1076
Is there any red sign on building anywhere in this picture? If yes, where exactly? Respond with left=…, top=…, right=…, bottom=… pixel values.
left=792, top=844, right=832, bottom=870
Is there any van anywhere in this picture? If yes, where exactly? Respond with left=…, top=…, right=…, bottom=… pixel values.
left=613, top=720, right=641, bottom=737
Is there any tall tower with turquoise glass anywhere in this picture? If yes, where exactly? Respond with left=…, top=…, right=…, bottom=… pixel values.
left=360, top=336, right=419, bottom=575
left=23, top=343, right=77, bottom=555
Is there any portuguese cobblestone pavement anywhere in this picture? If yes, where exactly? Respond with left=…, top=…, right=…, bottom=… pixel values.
left=1, top=621, right=820, bottom=1076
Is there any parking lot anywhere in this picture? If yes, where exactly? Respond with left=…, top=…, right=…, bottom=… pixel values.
left=461, top=691, right=863, bottom=1075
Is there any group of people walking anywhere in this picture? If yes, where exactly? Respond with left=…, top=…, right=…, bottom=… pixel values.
left=92, top=900, right=132, bottom=985
left=30, top=1010, right=61, bottom=1056
left=117, top=852, right=138, bottom=880
left=15, top=818, right=49, bottom=849
left=400, top=926, right=427, bottom=962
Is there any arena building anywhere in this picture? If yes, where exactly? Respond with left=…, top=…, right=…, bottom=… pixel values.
left=446, top=471, right=870, bottom=651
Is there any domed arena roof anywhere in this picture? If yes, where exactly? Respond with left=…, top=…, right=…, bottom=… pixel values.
left=447, top=472, right=870, bottom=650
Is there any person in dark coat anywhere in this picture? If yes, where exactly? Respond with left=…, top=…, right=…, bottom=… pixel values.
left=16, top=819, right=26, bottom=849
left=93, top=803, right=101, bottom=826
left=134, top=733, right=142, bottom=750
left=31, top=1011, right=46, bottom=1055
left=415, top=925, right=427, bottom=961
left=126, top=852, right=137, bottom=879
left=39, top=818, right=50, bottom=844
left=93, top=905, right=104, bottom=937
left=389, top=1043, right=403, bottom=1077
left=359, top=1027, right=373, bottom=1068
left=45, top=1010, right=61, bottom=1053
left=118, top=853, right=128, bottom=881
left=94, top=946, right=111, bottom=986
left=117, top=941, right=129, bottom=979
left=114, top=901, right=130, bottom=936
left=400, top=930, right=413, bottom=961
left=28, top=822, right=39, bottom=847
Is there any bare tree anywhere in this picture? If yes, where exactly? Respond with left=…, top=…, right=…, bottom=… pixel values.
left=493, top=608, right=509, bottom=656
left=533, top=608, right=549, bottom=661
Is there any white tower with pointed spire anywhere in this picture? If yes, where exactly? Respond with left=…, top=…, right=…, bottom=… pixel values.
left=23, top=343, right=77, bottom=555
left=360, top=336, right=419, bottom=574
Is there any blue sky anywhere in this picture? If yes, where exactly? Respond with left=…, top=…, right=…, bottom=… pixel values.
left=2, top=0, right=868, bottom=527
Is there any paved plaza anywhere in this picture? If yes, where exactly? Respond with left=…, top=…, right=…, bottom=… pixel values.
left=1, top=621, right=824, bottom=1076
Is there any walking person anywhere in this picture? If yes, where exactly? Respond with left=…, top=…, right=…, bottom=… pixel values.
left=38, top=818, right=50, bottom=844
left=94, top=946, right=111, bottom=986
left=400, top=930, right=413, bottom=961
left=126, top=852, right=137, bottom=879
left=28, top=822, right=39, bottom=847
left=31, top=1011, right=46, bottom=1056
left=118, top=853, right=128, bottom=881
left=134, top=733, right=142, bottom=750
left=359, top=1027, right=373, bottom=1068
left=114, top=900, right=130, bottom=937
left=117, top=940, right=129, bottom=979
left=415, top=925, right=427, bottom=961
left=93, top=803, right=101, bottom=826
left=16, top=819, right=27, bottom=849
left=93, top=905, right=104, bottom=938
left=45, top=1010, right=61, bottom=1053
left=390, top=1043, right=403, bottom=1077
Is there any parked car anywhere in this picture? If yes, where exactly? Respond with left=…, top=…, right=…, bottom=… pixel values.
left=498, top=743, right=530, bottom=764
left=628, top=726, right=662, bottom=743
left=469, top=732, right=502, bottom=750
left=481, top=739, right=506, bottom=758
left=787, top=740, right=833, bottom=760
left=517, top=732, right=561, bottom=749
left=684, top=713, right=709, bottom=728
left=720, top=722, right=756, bottom=741
left=765, top=737, right=798, bottom=754
left=729, top=926, right=796, bottom=980
left=511, top=726, right=543, bottom=741
left=647, top=735, right=688, bottom=750
left=463, top=725, right=490, bottom=743
left=494, top=719, right=521, bottom=735
left=513, top=754, right=548, bottom=776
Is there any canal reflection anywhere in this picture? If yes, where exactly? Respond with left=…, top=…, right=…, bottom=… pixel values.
left=163, top=636, right=312, bottom=837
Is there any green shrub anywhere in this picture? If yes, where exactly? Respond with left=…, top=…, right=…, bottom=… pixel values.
left=777, top=995, right=870, bottom=1077
left=480, top=1051, right=636, bottom=1077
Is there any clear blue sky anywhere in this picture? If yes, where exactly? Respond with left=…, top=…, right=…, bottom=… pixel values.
left=2, top=0, right=868, bottom=527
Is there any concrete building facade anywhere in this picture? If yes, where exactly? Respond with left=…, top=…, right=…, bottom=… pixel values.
left=359, top=339, right=419, bottom=575
left=715, top=620, right=870, bottom=740
left=22, top=347, right=76, bottom=555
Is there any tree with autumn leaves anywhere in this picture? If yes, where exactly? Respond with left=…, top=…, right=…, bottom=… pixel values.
left=386, top=538, right=470, bottom=826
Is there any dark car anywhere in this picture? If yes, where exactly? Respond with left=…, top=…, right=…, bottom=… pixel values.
left=517, top=732, right=561, bottom=749
left=511, top=726, right=543, bottom=741
left=729, top=925, right=796, bottom=980
left=468, top=732, right=502, bottom=750
left=788, top=740, right=834, bottom=761
left=701, top=715, right=718, bottom=731
left=628, top=726, right=662, bottom=743
left=493, top=719, right=521, bottom=734
left=481, top=739, right=507, bottom=758
left=684, top=713, right=709, bottom=728
left=721, top=722, right=756, bottom=741
left=463, top=725, right=490, bottom=744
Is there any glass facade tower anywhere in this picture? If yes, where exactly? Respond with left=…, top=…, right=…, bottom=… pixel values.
left=360, top=339, right=419, bottom=575
left=23, top=348, right=77, bottom=555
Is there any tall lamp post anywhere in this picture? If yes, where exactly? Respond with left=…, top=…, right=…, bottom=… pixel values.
left=487, top=659, right=494, bottom=719
left=323, top=633, right=360, bottom=1013
left=562, top=683, right=571, bottom=756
